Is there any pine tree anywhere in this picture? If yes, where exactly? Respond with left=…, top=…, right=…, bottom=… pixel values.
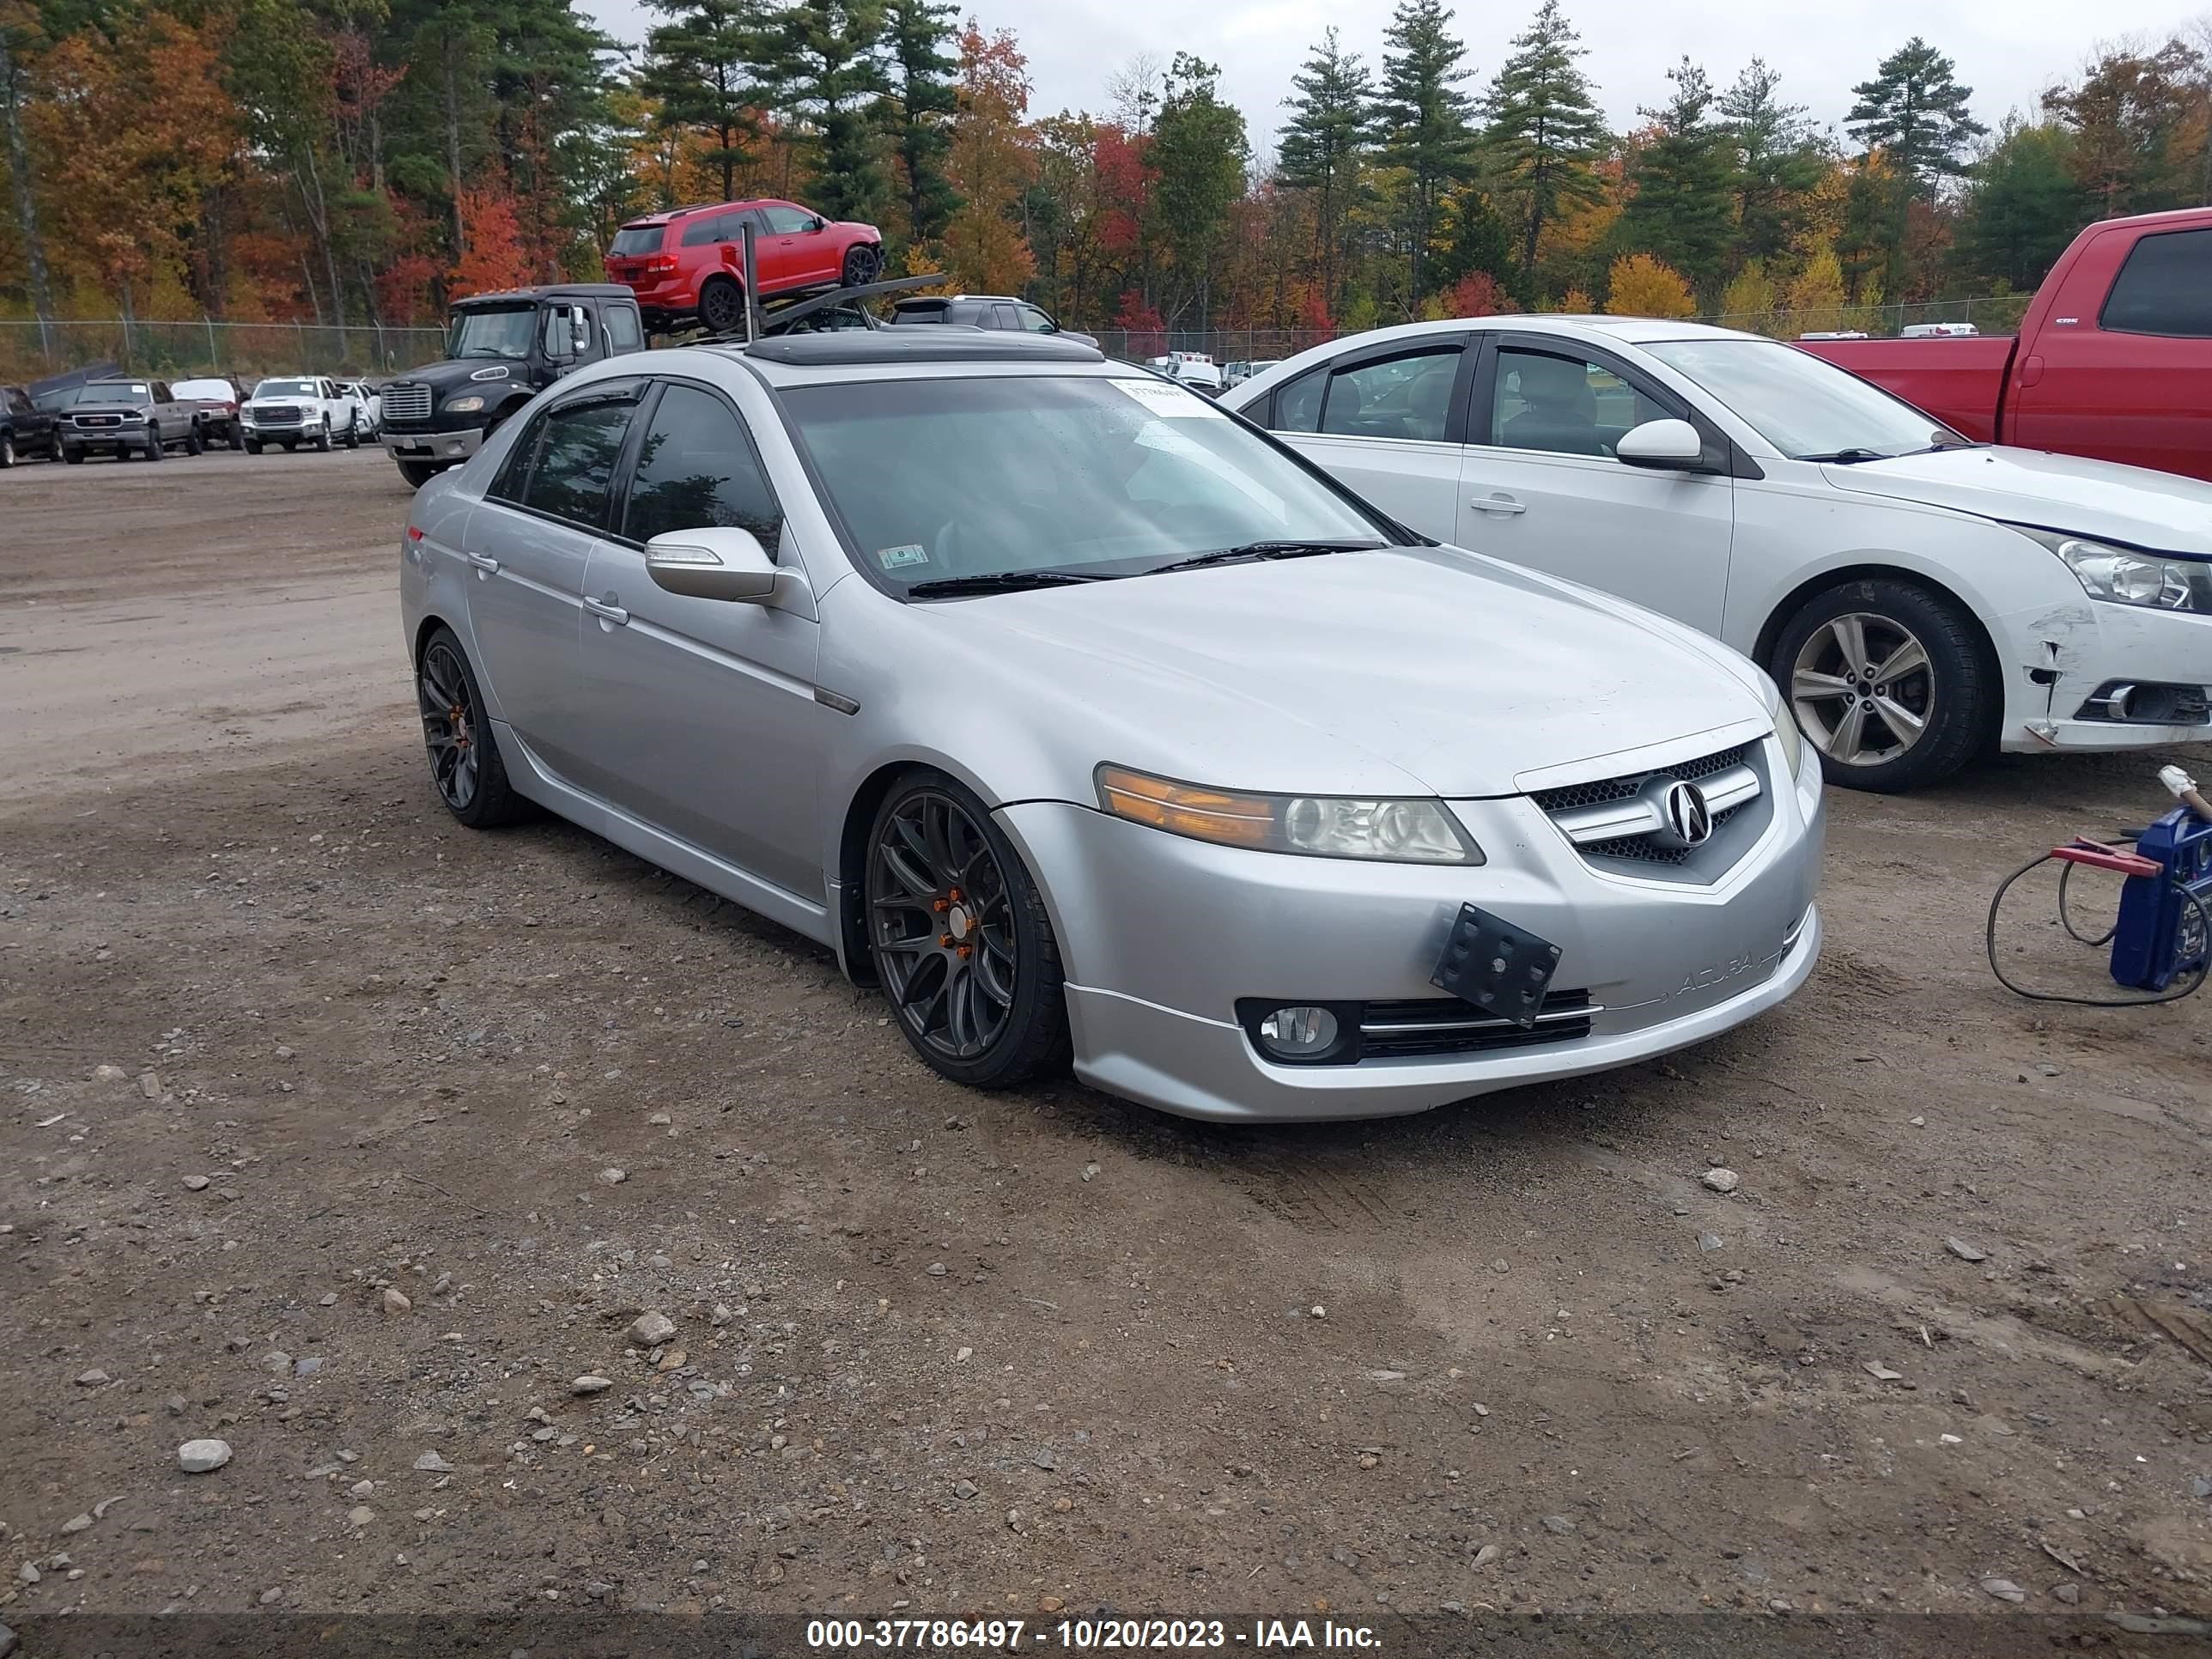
left=1845, top=37, right=1986, bottom=195
left=883, top=0, right=958, bottom=244
left=636, top=0, right=770, bottom=202
left=1277, top=27, right=1376, bottom=320
left=1619, top=58, right=1734, bottom=297
left=1956, top=118, right=2087, bottom=289
left=1482, top=0, right=1607, bottom=279
left=1719, top=59, right=1826, bottom=270
left=770, top=0, right=888, bottom=223
left=1375, top=0, right=1477, bottom=308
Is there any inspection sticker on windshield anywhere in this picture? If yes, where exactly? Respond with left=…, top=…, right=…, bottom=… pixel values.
left=877, top=543, right=930, bottom=570
left=1112, top=378, right=1224, bottom=417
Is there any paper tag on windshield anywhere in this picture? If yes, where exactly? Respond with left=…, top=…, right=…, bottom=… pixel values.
left=876, top=544, right=929, bottom=570
left=1113, top=379, right=1223, bottom=417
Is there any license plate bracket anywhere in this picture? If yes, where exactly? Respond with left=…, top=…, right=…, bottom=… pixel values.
left=1431, top=905, right=1563, bottom=1028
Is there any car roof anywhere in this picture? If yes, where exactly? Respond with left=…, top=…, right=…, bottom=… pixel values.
left=454, top=283, right=635, bottom=307
left=621, top=198, right=799, bottom=228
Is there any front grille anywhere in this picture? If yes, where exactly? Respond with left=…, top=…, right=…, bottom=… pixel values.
left=1358, top=990, right=1595, bottom=1059
left=257, top=404, right=304, bottom=423
left=382, top=384, right=432, bottom=423
left=74, top=414, right=121, bottom=428
left=1530, top=743, right=1750, bottom=814
left=1579, top=804, right=1747, bottom=865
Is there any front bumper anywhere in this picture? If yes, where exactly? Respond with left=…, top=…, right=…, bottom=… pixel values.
left=1997, top=597, right=2212, bottom=752
left=383, top=426, right=484, bottom=465
left=997, top=733, right=1826, bottom=1122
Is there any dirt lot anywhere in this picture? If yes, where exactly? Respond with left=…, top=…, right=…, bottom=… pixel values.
left=4, top=447, right=2212, bottom=1649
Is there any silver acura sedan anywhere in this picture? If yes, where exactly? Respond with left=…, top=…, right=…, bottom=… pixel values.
left=399, top=329, right=1825, bottom=1121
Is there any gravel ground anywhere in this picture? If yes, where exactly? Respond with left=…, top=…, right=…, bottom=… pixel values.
left=3, top=447, right=2211, bottom=1649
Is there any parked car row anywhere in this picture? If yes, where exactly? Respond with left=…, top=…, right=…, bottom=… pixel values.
left=1, top=374, right=384, bottom=465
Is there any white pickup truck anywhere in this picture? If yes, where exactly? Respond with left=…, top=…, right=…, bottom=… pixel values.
left=240, top=376, right=364, bottom=453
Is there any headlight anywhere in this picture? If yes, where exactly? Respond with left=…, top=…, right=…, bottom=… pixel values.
left=1762, top=673, right=1805, bottom=777
left=444, top=395, right=485, bottom=414
left=1096, top=765, right=1483, bottom=864
left=2015, top=527, right=2207, bottom=612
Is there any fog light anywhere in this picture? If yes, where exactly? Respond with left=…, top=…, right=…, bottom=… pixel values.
left=1256, top=1005, right=1339, bottom=1060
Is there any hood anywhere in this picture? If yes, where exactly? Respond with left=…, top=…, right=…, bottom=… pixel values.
left=1826, top=445, right=2212, bottom=556
left=65, top=398, right=150, bottom=416
left=389, top=358, right=534, bottom=395
left=937, top=548, right=1771, bottom=799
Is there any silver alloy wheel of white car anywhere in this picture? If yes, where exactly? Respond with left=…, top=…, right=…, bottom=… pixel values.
left=1789, top=611, right=1935, bottom=768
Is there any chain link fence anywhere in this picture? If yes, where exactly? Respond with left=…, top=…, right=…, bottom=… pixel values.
left=0, top=318, right=450, bottom=384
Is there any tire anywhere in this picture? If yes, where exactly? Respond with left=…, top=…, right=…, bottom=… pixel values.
left=243, top=439, right=262, bottom=454
left=313, top=422, right=333, bottom=453
left=283, top=441, right=296, bottom=453
left=416, top=626, right=531, bottom=828
left=343, top=420, right=360, bottom=449
left=63, top=447, right=82, bottom=465
left=842, top=243, right=882, bottom=287
left=143, top=428, right=163, bottom=461
left=696, top=276, right=744, bottom=333
left=0, top=431, right=13, bottom=468
left=185, top=424, right=204, bottom=456
left=398, top=459, right=439, bottom=488
left=864, top=769, right=1071, bottom=1091
left=1769, top=576, right=1992, bottom=793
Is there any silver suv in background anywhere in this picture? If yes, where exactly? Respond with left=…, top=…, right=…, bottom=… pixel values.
left=885, top=293, right=1097, bottom=347
left=398, top=329, right=1822, bottom=1122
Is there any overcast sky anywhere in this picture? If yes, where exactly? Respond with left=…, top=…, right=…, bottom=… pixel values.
left=580, top=0, right=2209, bottom=162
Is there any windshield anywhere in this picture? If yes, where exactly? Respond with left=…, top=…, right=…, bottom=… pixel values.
left=447, top=307, right=536, bottom=361
left=1643, top=338, right=1969, bottom=460
left=76, top=381, right=149, bottom=403
left=610, top=224, right=667, bottom=256
left=173, top=380, right=230, bottom=399
left=781, top=374, right=1388, bottom=592
left=254, top=379, right=317, bottom=398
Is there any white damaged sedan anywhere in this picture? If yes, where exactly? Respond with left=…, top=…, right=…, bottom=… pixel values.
left=399, top=330, right=1823, bottom=1121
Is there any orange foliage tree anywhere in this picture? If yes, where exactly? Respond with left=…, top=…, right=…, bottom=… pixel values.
left=1605, top=252, right=1696, bottom=317
left=939, top=22, right=1035, bottom=294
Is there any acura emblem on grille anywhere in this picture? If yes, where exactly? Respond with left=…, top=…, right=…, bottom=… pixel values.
left=1656, top=780, right=1714, bottom=849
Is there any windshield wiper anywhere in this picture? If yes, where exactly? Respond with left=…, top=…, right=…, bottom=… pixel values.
left=1148, top=538, right=1386, bottom=576
left=1797, top=447, right=1894, bottom=464
left=904, top=570, right=1116, bottom=599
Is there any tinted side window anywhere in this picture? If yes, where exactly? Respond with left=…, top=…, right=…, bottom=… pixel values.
left=680, top=214, right=726, bottom=248
left=1486, top=346, right=1672, bottom=457
left=623, top=384, right=784, bottom=554
left=1271, top=369, right=1324, bottom=433
left=763, top=205, right=815, bottom=234
left=1016, top=305, right=1056, bottom=333
left=990, top=304, right=1020, bottom=330
left=2100, top=228, right=2212, bottom=337
left=605, top=307, right=642, bottom=351
left=1318, top=347, right=1461, bottom=441
left=515, top=397, right=635, bottom=529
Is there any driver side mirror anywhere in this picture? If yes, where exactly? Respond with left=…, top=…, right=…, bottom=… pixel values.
left=1615, top=417, right=1708, bottom=471
left=646, top=526, right=778, bottom=604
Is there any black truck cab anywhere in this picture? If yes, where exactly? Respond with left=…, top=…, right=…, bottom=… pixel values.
left=380, top=283, right=645, bottom=486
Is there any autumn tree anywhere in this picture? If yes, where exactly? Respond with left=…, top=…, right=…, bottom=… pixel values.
left=0, top=0, right=56, bottom=326
left=1277, top=27, right=1375, bottom=321
left=2042, top=39, right=2209, bottom=216
left=882, top=0, right=959, bottom=245
left=1605, top=250, right=1694, bottom=316
left=1375, top=0, right=1476, bottom=307
left=939, top=22, right=1034, bottom=294
left=1484, top=0, right=1608, bottom=279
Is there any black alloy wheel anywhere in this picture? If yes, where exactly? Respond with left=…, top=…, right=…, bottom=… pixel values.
left=697, top=276, right=745, bottom=333
left=842, top=244, right=882, bottom=287
left=416, top=627, right=528, bottom=827
left=865, top=773, right=1069, bottom=1089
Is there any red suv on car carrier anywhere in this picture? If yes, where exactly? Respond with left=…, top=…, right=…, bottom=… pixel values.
left=605, top=198, right=884, bottom=333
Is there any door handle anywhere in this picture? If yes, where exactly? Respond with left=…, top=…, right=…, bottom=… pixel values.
left=1471, top=495, right=1527, bottom=515
left=584, top=596, right=629, bottom=626
left=465, top=552, right=501, bottom=574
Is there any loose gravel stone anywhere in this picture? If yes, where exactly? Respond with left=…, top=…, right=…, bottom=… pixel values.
left=628, top=1310, right=677, bottom=1347
left=177, top=1438, right=233, bottom=1474
left=1700, top=1168, right=1740, bottom=1194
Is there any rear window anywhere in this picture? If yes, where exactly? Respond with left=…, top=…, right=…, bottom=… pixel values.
left=610, top=224, right=667, bottom=257
left=2100, top=228, right=2212, bottom=337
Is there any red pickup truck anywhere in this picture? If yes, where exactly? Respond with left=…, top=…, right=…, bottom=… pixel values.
left=1798, top=207, right=2212, bottom=481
